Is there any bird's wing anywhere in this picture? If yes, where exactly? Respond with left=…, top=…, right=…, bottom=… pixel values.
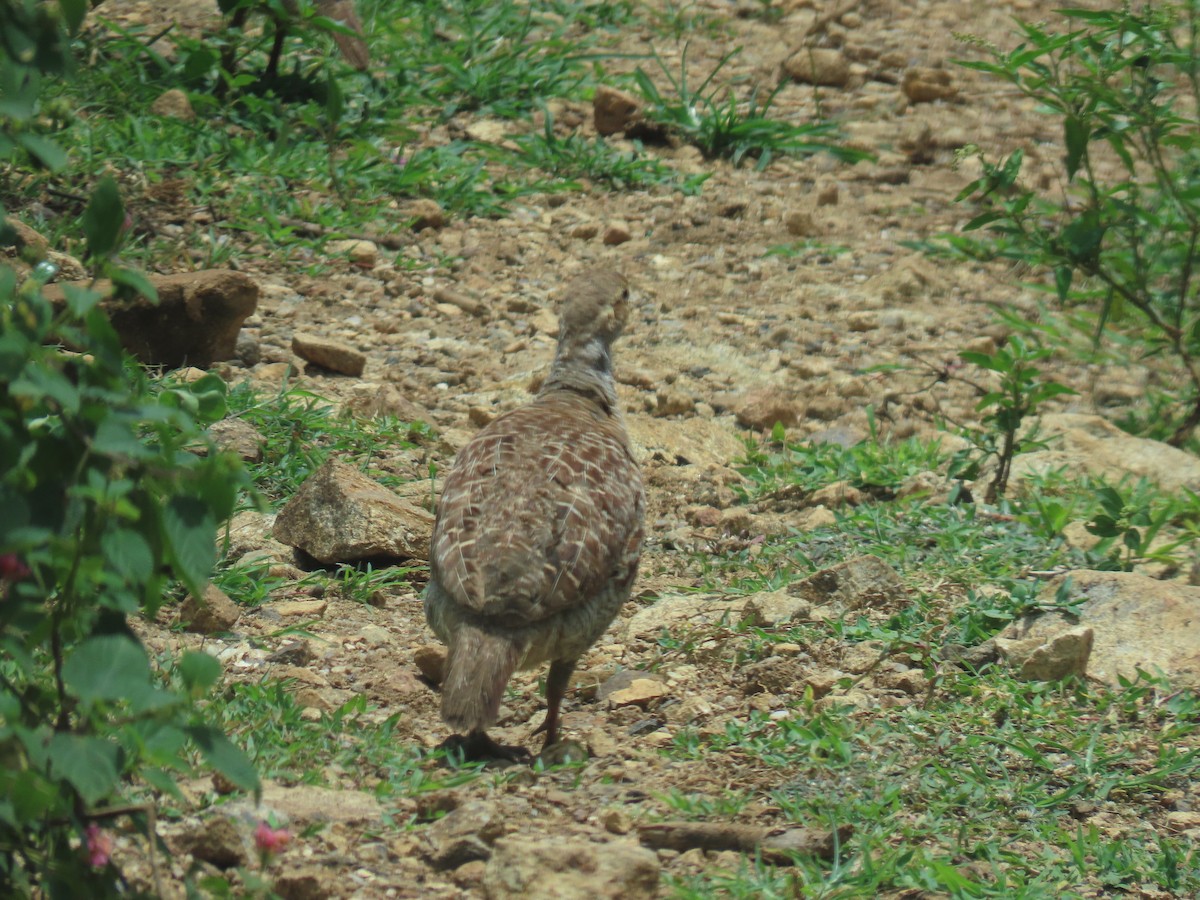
left=431, top=401, right=643, bottom=627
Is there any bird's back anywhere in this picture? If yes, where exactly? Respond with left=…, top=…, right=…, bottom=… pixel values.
left=429, top=389, right=643, bottom=652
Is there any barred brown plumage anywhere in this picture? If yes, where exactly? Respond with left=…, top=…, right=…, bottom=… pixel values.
left=424, top=269, right=645, bottom=761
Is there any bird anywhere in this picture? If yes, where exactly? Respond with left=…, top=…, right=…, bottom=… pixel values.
left=424, top=269, right=645, bottom=761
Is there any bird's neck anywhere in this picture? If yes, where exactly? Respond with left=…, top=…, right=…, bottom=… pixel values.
left=540, top=334, right=618, bottom=412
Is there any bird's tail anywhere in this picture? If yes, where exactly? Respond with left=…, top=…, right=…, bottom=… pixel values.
left=441, top=623, right=523, bottom=733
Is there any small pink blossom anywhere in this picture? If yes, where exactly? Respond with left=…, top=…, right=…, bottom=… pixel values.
left=0, top=554, right=30, bottom=581
left=253, top=820, right=291, bottom=858
left=85, top=822, right=113, bottom=867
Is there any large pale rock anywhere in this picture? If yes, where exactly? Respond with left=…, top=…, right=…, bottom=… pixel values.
left=627, top=416, right=745, bottom=468
left=996, top=625, right=1093, bottom=681
left=1011, top=414, right=1200, bottom=494
left=45, top=270, right=258, bottom=369
left=792, top=555, right=907, bottom=610
left=274, top=459, right=433, bottom=563
left=623, top=594, right=752, bottom=642
left=483, top=835, right=659, bottom=900
left=998, top=571, right=1200, bottom=685
left=423, top=800, right=506, bottom=870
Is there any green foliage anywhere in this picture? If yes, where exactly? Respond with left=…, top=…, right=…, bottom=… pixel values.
left=0, top=0, right=81, bottom=174
left=0, top=272, right=258, bottom=892
left=949, top=3, right=1200, bottom=445
left=633, top=46, right=872, bottom=170
left=951, top=335, right=1076, bottom=503
left=513, top=110, right=708, bottom=195
left=225, top=382, right=432, bottom=506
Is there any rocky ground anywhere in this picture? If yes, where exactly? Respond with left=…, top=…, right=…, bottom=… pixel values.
left=19, top=0, right=1200, bottom=896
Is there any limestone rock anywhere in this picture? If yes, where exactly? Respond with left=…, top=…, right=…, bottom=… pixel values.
left=627, top=416, right=746, bottom=468
left=482, top=835, right=659, bottom=900
left=996, top=626, right=1093, bottom=682
left=150, top=88, right=195, bottom=120
left=593, top=85, right=643, bottom=135
left=407, top=199, right=447, bottom=231
left=740, top=589, right=812, bottom=626
left=607, top=678, right=669, bottom=709
left=180, top=584, right=241, bottom=634
left=44, top=270, right=259, bottom=369
left=178, top=815, right=246, bottom=869
left=733, top=386, right=803, bottom=431
left=291, top=333, right=367, bottom=376
left=273, top=459, right=434, bottom=563
left=326, top=239, right=377, bottom=268
left=783, top=48, right=850, bottom=87
left=622, top=593, right=752, bottom=642
left=423, top=800, right=506, bottom=870
left=207, top=417, right=266, bottom=462
left=792, top=555, right=906, bottom=610
left=1011, top=413, right=1200, bottom=495
left=902, top=67, right=957, bottom=103
left=998, top=570, right=1200, bottom=685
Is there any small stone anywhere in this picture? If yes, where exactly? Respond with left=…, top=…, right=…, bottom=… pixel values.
left=816, top=182, right=839, bottom=206
left=997, top=626, right=1093, bottom=682
left=653, top=387, right=694, bottom=417
left=234, top=332, right=261, bottom=366
left=150, top=88, right=195, bottom=121
left=358, top=624, right=393, bottom=646
left=601, top=808, right=633, bottom=835
left=407, top=199, right=447, bottom=230
left=483, top=836, right=659, bottom=900
left=902, top=67, right=958, bottom=103
left=593, top=85, right=643, bottom=136
left=847, top=311, right=876, bottom=332
left=270, top=599, right=329, bottom=618
left=291, top=333, right=367, bottom=376
left=530, top=307, right=559, bottom=336
left=782, top=48, right=850, bottom=87
left=571, top=222, right=600, bottom=240
left=607, top=678, right=669, bottom=709
left=423, top=800, right=505, bottom=870
left=733, top=386, right=803, bottom=431
left=326, top=239, right=377, bottom=268
left=784, top=210, right=817, bottom=237
left=206, top=417, right=265, bottom=462
left=179, top=815, right=246, bottom=869
left=603, top=222, right=633, bottom=246
left=414, top=645, right=447, bottom=683
left=180, top=584, right=241, bottom=634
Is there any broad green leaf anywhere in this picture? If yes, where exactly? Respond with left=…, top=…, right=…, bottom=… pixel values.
left=16, top=133, right=67, bottom=171
left=101, top=528, right=155, bottom=584
left=109, top=266, right=159, bottom=303
left=62, top=284, right=102, bottom=317
left=48, top=733, right=121, bottom=806
left=179, top=651, right=222, bottom=693
left=163, top=495, right=216, bottom=591
left=62, top=634, right=157, bottom=706
left=1053, top=266, right=1072, bottom=302
left=185, top=725, right=260, bottom=797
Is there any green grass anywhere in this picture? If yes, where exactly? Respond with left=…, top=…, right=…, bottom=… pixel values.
left=660, top=433, right=1200, bottom=897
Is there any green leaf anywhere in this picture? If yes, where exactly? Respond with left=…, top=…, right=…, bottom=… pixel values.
left=48, top=733, right=121, bottom=806
left=81, top=176, right=125, bottom=260
left=62, top=284, right=103, bottom=317
left=185, top=725, right=260, bottom=797
left=101, top=528, right=155, bottom=584
left=59, top=0, right=89, bottom=32
left=179, top=651, right=222, bottom=693
left=109, top=266, right=159, bottom=302
left=1053, top=266, right=1073, bottom=302
left=62, top=634, right=157, bottom=707
left=163, top=495, right=217, bottom=591
left=16, top=133, right=68, bottom=171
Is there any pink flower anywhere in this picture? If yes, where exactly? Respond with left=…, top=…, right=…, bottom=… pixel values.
left=0, top=554, right=30, bottom=581
left=85, top=823, right=113, bottom=867
left=254, top=820, right=291, bottom=858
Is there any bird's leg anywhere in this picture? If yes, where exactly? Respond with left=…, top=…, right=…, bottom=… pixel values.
left=532, top=659, right=576, bottom=749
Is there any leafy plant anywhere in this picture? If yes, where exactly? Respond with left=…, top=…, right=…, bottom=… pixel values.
left=633, top=45, right=871, bottom=169
left=952, top=335, right=1076, bottom=503
left=951, top=3, right=1200, bottom=444
left=0, top=267, right=259, bottom=891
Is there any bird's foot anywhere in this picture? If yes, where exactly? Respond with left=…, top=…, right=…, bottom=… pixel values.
left=440, top=731, right=532, bottom=765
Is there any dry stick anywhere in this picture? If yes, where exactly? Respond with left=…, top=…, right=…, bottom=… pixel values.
left=638, top=822, right=854, bottom=865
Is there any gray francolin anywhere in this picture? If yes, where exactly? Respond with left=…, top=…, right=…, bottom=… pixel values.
left=424, top=269, right=645, bottom=760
